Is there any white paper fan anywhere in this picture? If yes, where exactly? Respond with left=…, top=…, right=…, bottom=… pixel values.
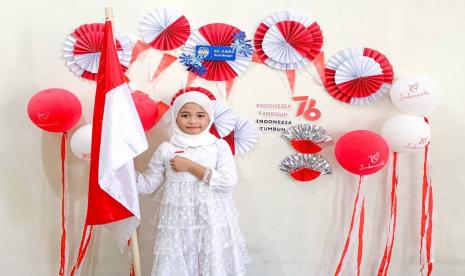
left=212, top=101, right=238, bottom=138
left=335, top=56, right=383, bottom=84
left=140, top=8, right=183, bottom=42
left=232, top=118, right=259, bottom=155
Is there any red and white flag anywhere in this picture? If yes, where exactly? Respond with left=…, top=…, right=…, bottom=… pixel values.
left=71, top=20, right=147, bottom=275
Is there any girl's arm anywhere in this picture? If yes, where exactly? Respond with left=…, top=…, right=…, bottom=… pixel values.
left=136, top=143, right=166, bottom=195
left=170, top=140, right=237, bottom=192
left=203, top=139, right=238, bottom=193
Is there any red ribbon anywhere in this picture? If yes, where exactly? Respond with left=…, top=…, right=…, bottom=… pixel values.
left=70, top=224, right=93, bottom=276
left=357, top=199, right=365, bottom=276
left=335, top=176, right=365, bottom=276
left=59, top=132, right=68, bottom=276
left=378, top=152, right=398, bottom=276
left=420, top=117, right=433, bottom=276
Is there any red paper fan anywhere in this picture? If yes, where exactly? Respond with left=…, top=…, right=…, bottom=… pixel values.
left=290, top=167, right=322, bottom=182
left=139, top=8, right=191, bottom=51
left=223, top=130, right=235, bottom=155
left=290, top=139, right=322, bottom=154
left=150, top=17, right=190, bottom=50
left=280, top=153, right=331, bottom=182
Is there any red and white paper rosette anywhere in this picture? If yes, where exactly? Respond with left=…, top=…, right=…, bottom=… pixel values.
left=210, top=100, right=238, bottom=138
left=183, top=23, right=252, bottom=81
left=139, top=8, right=190, bottom=51
left=64, top=23, right=133, bottom=81
left=254, top=10, right=323, bottom=70
left=223, top=118, right=258, bottom=155
left=324, top=47, right=394, bottom=105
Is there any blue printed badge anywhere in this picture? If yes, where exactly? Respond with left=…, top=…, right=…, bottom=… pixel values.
left=196, top=45, right=236, bottom=61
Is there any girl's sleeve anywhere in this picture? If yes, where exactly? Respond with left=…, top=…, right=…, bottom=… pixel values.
left=203, top=139, right=238, bottom=193
left=136, top=143, right=166, bottom=195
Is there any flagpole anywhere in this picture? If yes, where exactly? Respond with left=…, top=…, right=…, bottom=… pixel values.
left=104, top=7, right=142, bottom=276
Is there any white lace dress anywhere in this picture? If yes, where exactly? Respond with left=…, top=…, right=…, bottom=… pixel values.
left=136, top=139, right=250, bottom=276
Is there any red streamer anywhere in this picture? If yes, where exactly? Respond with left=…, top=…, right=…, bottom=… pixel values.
left=335, top=176, right=364, bottom=276
left=59, top=132, right=68, bottom=276
left=378, top=152, right=398, bottom=276
left=70, top=224, right=93, bottom=276
left=420, top=117, right=433, bottom=276
left=357, top=199, right=365, bottom=276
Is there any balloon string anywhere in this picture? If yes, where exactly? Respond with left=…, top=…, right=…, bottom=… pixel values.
left=59, top=132, right=68, bottom=276
left=420, top=117, right=433, bottom=276
left=377, top=152, right=398, bottom=276
left=334, top=176, right=363, bottom=276
left=357, top=198, right=365, bottom=276
left=70, top=224, right=93, bottom=276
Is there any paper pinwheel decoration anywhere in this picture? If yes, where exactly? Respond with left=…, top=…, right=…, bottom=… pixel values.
left=139, top=8, right=191, bottom=51
left=253, top=10, right=324, bottom=93
left=64, top=23, right=133, bottom=81
left=210, top=100, right=238, bottom=138
left=324, top=47, right=394, bottom=105
left=223, top=118, right=258, bottom=155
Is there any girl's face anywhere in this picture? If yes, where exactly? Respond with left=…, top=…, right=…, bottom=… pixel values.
left=176, top=102, right=210, bottom=135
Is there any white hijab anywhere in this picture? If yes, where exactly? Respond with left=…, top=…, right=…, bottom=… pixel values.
left=170, top=91, right=217, bottom=148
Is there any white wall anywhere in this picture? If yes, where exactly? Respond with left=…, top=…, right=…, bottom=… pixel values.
left=1, top=0, right=464, bottom=275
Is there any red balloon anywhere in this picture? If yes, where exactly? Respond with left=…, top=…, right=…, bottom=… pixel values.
left=27, top=88, right=82, bottom=132
left=132, top=91, right=159, bottom=131
left=335, top=130, right=389, bottom=175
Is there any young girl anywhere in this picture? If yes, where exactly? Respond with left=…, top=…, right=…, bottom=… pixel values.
left=136, top=90, right=250, bottom=276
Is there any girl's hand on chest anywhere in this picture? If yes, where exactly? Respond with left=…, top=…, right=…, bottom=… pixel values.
left=169, top=155, right=195, bottom=172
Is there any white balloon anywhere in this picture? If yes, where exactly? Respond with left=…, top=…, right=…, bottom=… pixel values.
left=390, top=76, right=441, bottom=116
left=70, top=124, right=92, bottom=161
left=381, top=114, right=431, bottom=153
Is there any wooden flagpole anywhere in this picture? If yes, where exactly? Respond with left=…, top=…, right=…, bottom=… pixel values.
left=104, top=7, right=142, bottom=276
